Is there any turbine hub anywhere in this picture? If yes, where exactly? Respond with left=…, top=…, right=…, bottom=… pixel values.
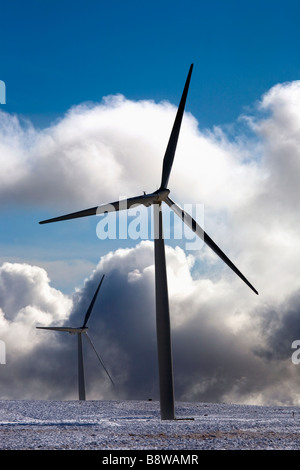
left=153, top=188, right=170, bottom=202
left=68, top=327, right=88, bottom=335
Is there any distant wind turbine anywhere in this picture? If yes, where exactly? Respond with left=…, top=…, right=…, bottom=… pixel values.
left=39, top=64, right=258, bottom=419
left=36, top=274, right=114, bottom=400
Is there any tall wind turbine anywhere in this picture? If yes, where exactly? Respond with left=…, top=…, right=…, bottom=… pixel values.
left=36, top=274, right=114, bottom=400
left=39, top=64, right=258, bottom=419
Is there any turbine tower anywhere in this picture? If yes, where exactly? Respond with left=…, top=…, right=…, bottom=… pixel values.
left=37, top=274, right=114, bottom=400
left=39, top=64, right=258, bottom=419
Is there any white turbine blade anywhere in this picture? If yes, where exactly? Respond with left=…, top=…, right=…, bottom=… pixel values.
left=96, top=193, right=158, bottom=215
left=36, top=326, right=75, bottom=332
left=82, top=274, right=105, bottom=328
left=165, top=195, right=204, bottom=240
left=84, top=332, right=114, bottom=386
left=166, top=196, right=258, bottom=295
left=39, top=193, right=159, bottom=224
left=39, top=206, right=98, bottom=224
left=160, top=64, right=193, bottom=190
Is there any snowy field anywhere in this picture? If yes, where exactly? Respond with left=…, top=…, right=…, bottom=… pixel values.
left=0, top=400, right=300, bottom=451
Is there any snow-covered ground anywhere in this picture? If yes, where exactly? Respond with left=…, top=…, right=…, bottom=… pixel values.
left=0, top=399, right=299, bottom=450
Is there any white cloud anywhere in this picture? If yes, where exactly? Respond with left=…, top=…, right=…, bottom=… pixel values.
left=0, top=93, right=262, bottom=213
left=0, top=263, right=72, bottom=355
left=0, top=262, right=71, bottom=322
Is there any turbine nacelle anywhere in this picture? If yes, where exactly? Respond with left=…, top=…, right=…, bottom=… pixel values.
left=96, top=188, right=170, bottom=212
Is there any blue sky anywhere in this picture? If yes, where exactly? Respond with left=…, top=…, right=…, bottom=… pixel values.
left=1, top=0, right=299, bottom=291
left=1, top=1, right=300, bottom=403
left=2, top=0, right=300, bottom=128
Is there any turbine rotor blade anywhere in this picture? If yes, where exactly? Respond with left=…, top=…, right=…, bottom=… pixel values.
left=39, top=193, right=159, bottom=225
left=36, top=326, right=76, bottom=333
left=82, top=274, right=105, bottom=328
left=160, top=64, right=193, bottom=190
left=165, top=196, right=204, bottom=240
left=96, top=193, right=159, bottom=215
left=166, top=197, right=258, bottom=295
left=39, top=206, right=98, bottom=224
left=84, top=332, right=114, bottom=386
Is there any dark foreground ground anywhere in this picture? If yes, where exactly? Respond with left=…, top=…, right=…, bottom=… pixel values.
left=0, top=399, right=299, bottom=450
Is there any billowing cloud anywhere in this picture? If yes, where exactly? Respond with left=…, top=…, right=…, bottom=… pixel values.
left=0, top=93, right=261, bottom=212
left=0, top=239, right=296, bottom=405
left=0, top=262, right=73, bottom=398
left=0, top=80, right=300, bottom=405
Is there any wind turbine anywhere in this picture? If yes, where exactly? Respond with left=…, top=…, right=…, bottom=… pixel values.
left=39, top=64, right=258, bottom=419
left=36, top=274, right=114, bottom=400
